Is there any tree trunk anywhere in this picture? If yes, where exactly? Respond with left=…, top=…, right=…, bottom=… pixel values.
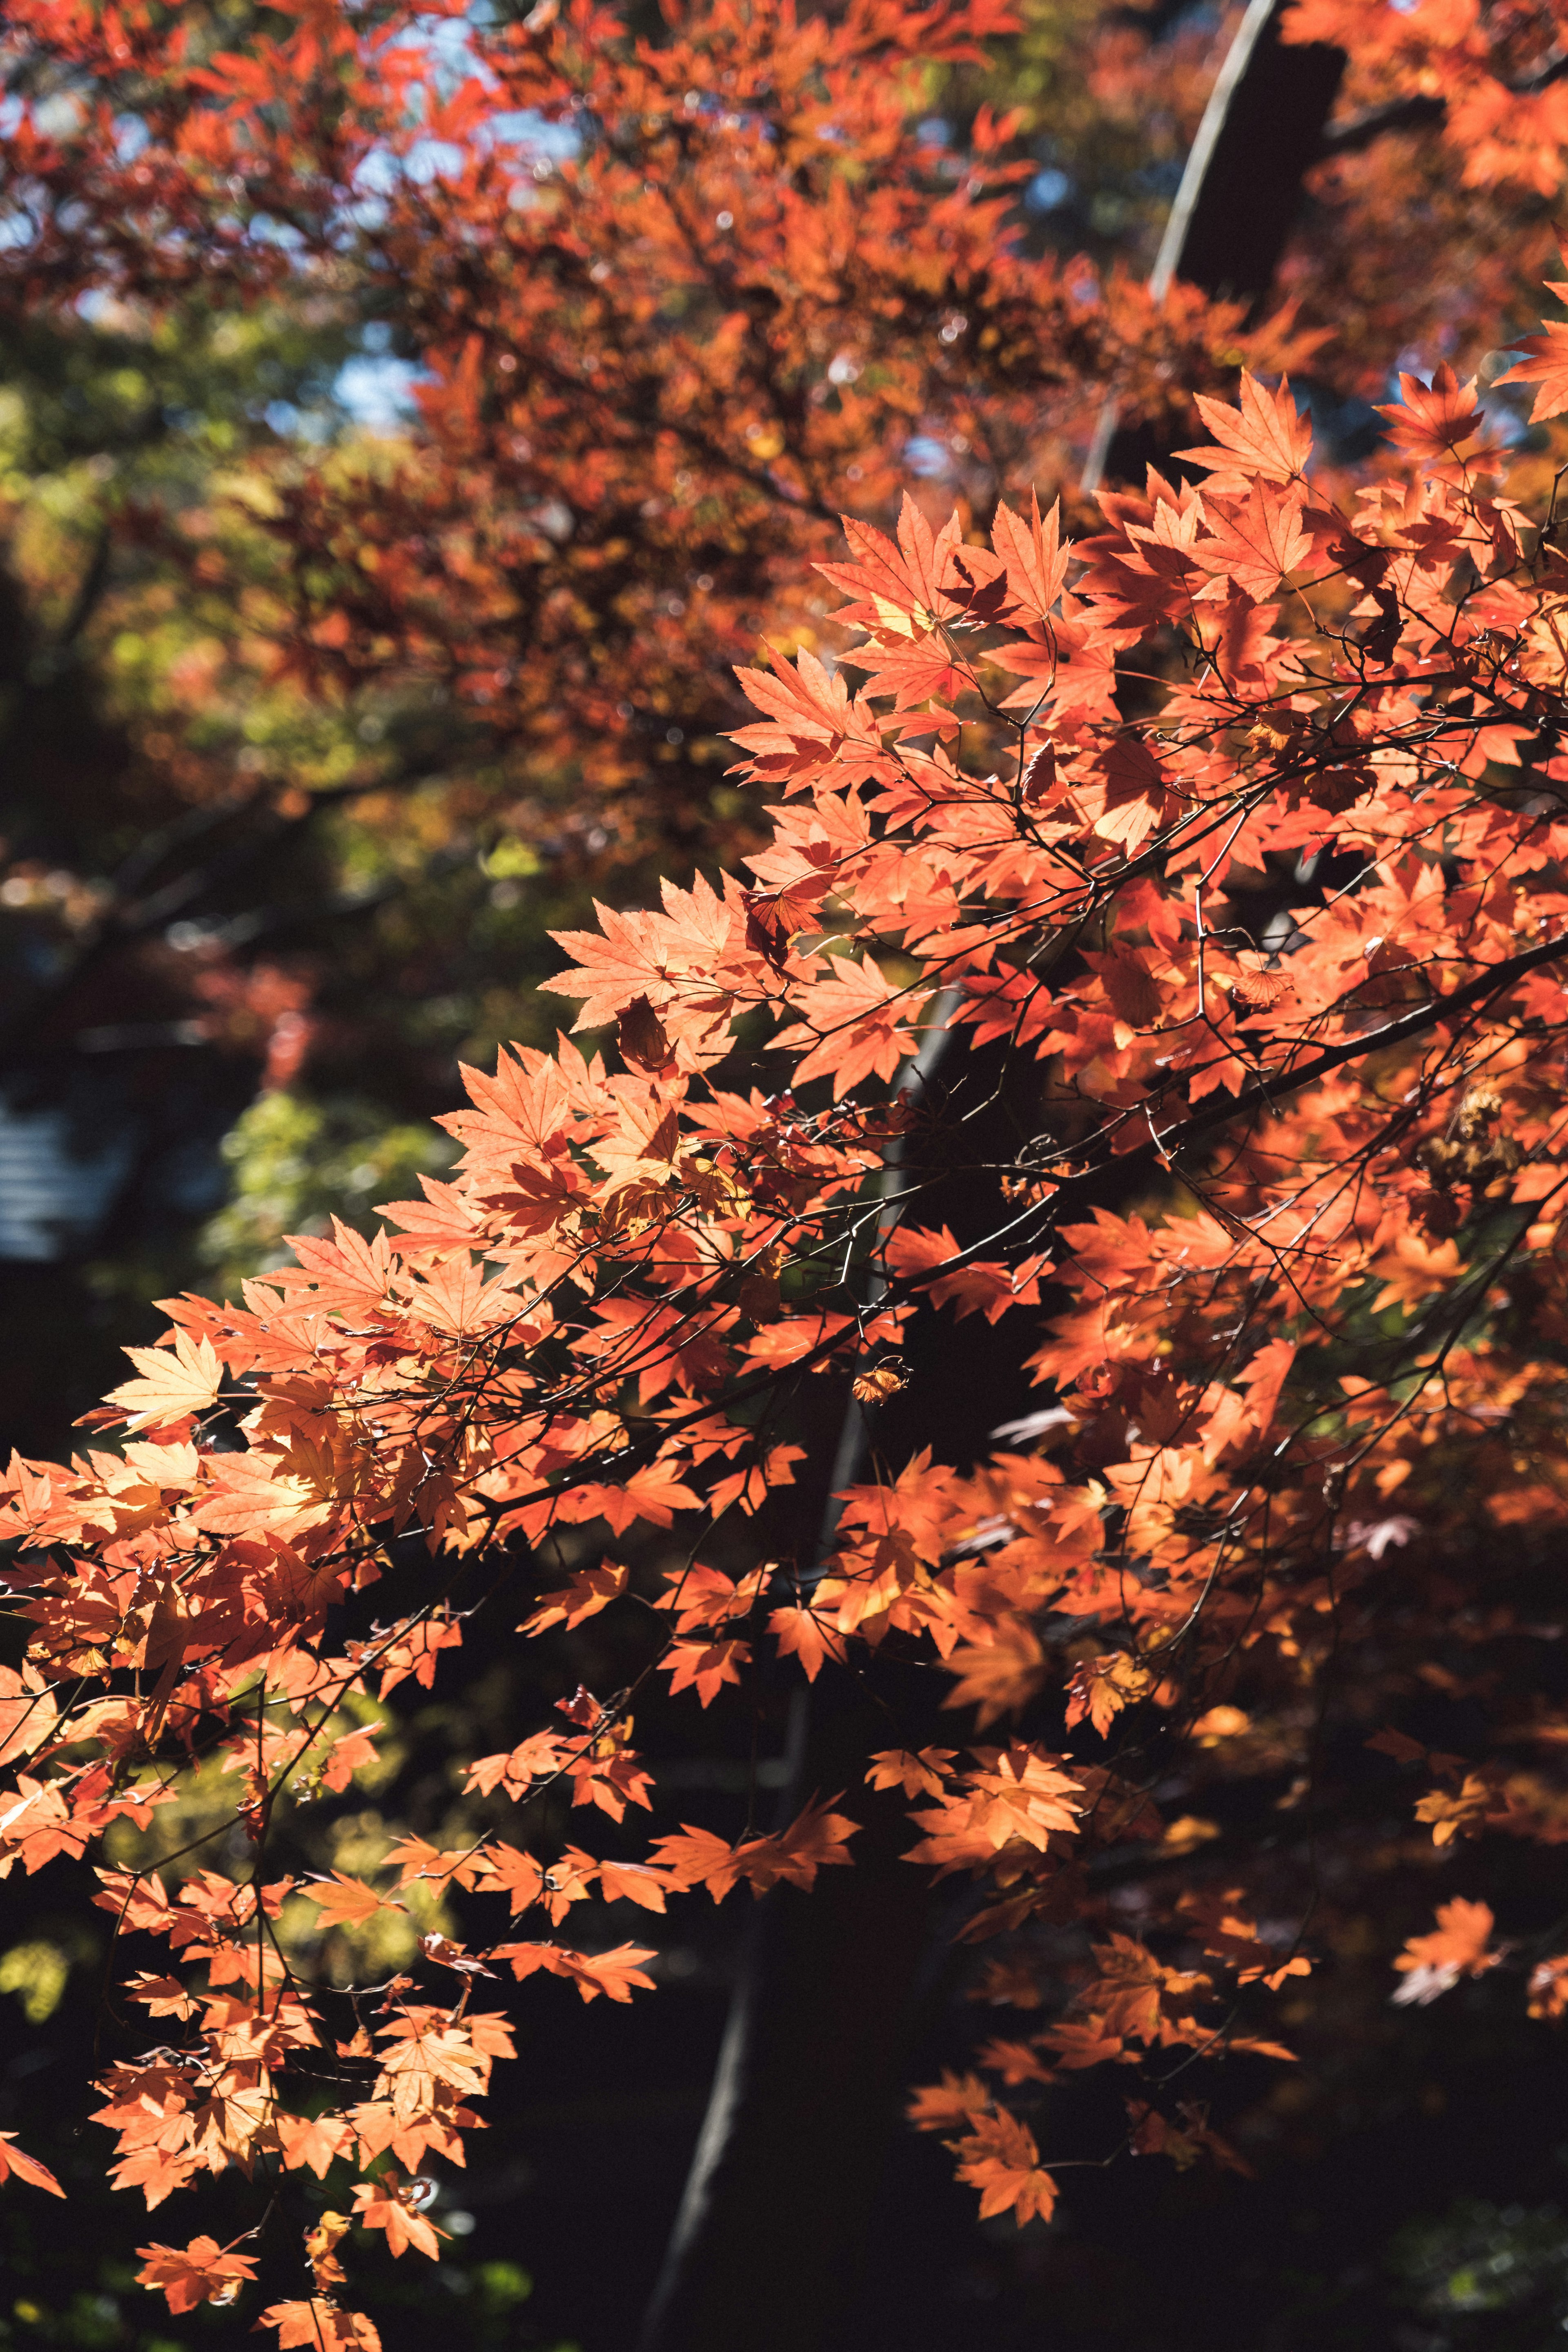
left=637, top=1024, right=1043, bottom=2352
left=1084, top=0, right=1345, bottom=490
left=638, top=18, right=1351, bottom=2337
left=633, top=1664, right=941, bottom=2352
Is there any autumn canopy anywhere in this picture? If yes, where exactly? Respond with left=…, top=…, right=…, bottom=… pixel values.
left=7, top=0, right=1568, bottom=2347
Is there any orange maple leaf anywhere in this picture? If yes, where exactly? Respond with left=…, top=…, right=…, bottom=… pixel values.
left=618, top=994, right=675, bottom=1074
left=952, top=2107, right=1058, bottom=2225
left=320, top=1721, right=383, bottom=1796
left=301, top=1873, right=403, bottom=1928
left=852, top=1359, right=910, bottom=1404
left=0, top=2132, right=64, bottom=2198
left=1412, top=1771, right=1494, bottom=1845
left=646, top=1823, right=737, bottom=1895
left=1192, top=481, right=1312, bottom=603
left=136, top=2234, right=257, bottom=2313
left=814, top=496, right=966, bottom=635
left=259, top=2302, right=383, bottom=2352
left=383, top=1835, right=492, bottom=1892
left=768, top=1603, right=844, bottom=1681
left=1069, top=732, right=1172, bottom=851
left=660, top=1636, right=751, bottom=1708
left=942, top=1621, right=1047, bottom=1728
left=281, top=1220, right=399, bottom=1319
left=648, top=1797, right=858, bottom=1900
left=1392, top=1898, right=1501, bottom=2005
left=731, top=1794, right=859, bottom=1895
left=976, top=2036, right=1056, bottom=2086
left=105, top=1329, right=224, bottom=1431
left=883, top=1225, right=1045, bottom=1323
left=991, top=490, right=1071, bottom=624
left=126, top=1973, right=200, bottom=2020
left=1497, top=256, right=1568, bottom=419
left=351, top=2170, right=446, bottom=2260
left=492, top=1940, right=657, bottom=2002
left=276, top=2112, right=354, bottom=2178
left=1064, top=1651, right=1153, bottom=1738
left=907, top=2071, right=995, bottom=2131
left=1376, top=365, right=1487, bottom=463
left=1178, top=372, right=1313, bottom=488
left=0, top=1667, right=57, bottom=1768
left=520, top=1558, right=628, bottom=1634
left=777, top=959, right=930, bottom=1099
left=596, top=1860, right=671, bottom=1912
left=1529, top=1954, right=1568, bottom=2021
left=866, top=1746, right=958, bottom=1798
left=735, top=640, right=866, bottom=737
left=542, top=874, right=740, bottom=1031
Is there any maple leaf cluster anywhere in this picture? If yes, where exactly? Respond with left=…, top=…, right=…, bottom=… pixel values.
left=1290, top=0, right=1568, bottom=200
left=18, top=218, right=1568, bottom=2338
left=7, top=0, right=1568, bottom=1363
left=0, top=0, right=1315, bottom=910
left=1278, top=0, right=1568, bottom=400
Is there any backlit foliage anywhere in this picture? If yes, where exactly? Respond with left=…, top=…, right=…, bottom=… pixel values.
left=8, top=256, right=1568, bottom=2334
left=13, top=0, right=1568, bottom=2342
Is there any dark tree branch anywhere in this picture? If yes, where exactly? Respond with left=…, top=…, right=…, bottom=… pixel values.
left=0, top=756, right=464, bottom=1074
left=1316, top=91, right=1447, bottom=159
left=56, top=525, right=113, bottom=650
left=1314, top=46, right=1568, bottom=160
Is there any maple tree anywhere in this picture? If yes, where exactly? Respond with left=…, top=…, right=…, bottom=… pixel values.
left=12, top=2, right=1568, bottom=2347
left=7, top=237, right=1568, bottom=2342
left=6, top=0, right=1558, bottom=1437
left=0, top=0, right=1320, bottom=1474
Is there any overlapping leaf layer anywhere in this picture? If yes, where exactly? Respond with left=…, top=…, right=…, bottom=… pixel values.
left=12, top=243, right=1568, bottom=2337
